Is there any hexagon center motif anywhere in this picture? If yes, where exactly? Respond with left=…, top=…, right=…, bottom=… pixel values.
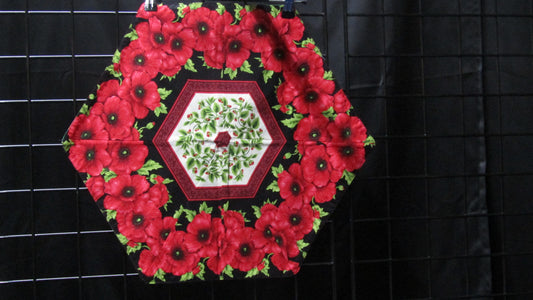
left=154, top=80, right=286, bottom=201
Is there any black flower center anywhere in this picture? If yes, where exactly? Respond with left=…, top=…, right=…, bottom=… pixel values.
left=198, top=230, right=209, bottom=242
left=135, top=86, right=145, bottom=98
left=343, top=128, right=351, bottom=138
left=263, top=227, right=272, bottom=238
left=171, top=38, right=183, bottom=50
left=160, top=229, right=170, bottom=240
left=297, top=63, right=310, bottom=76
left=275, top=235, right=283, bottom=246
left=342, top=146, right=354, bottom=156
left=229, top=40, right=241, bottom=53
left=119, top=147, right=130, bottom=159
left=290, top=182, right=301, bottom=196
left=305, top=91, right=318, bottom=103
left=134, top=54, right=145, bottom=66
left=153, top=33, right=165, bottom=44
left=316, top=159, right=327, bottom=171
left=309, top=129, right=320, bottom=140
left=172, top=247, right=184, bottom=261
left=239, top=244, right=251, bottom=257
left=254, top=24, right=267, bottom=36
left=85, top=149, right=95, bottom=161
left=80, top=130, right=91, bottom=139
left=273, top=48, right=285, bottom=60
left=122, top=187, right=135, bottom=198
left=107, top=113, right=118, bottom=125
left=132, top=214, right=144, bottom=227
left=198, top=22, right=209, bottom=35
left=290, top=214, right=302, bottom=226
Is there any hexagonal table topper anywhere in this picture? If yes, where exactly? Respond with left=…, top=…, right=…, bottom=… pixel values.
left=63, top=2, right=373, bottom=283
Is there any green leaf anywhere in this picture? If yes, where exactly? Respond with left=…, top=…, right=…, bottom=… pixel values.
left=196, top=262, right=206, bottom=280
left=266, top=180, right=280, bottom=192
left=364, top=135, right=376, bottom=148
left=234, top=3, right=244, bottom=20
left=342, top=170, right=356, bottom=185
left=270, top=5, right=281, bottom=17
left=126, top=242, right=143, bottom=255
left=184, top=207, right=197, bottom=222
left=124, top=27, right=138, bottom=41
left=313, top=217, right=321, bottom=233
left=62, top=139, right=74, bottom=152
left=137, top=160, right=163, bottom=176
left=111, top=49, right=121, bottom=64
left=177, top=3, right=188, bottom=18
left=116, top=233, right=128, bottom=245
left=102, top=169, right=117, bottom=182
left=222, top=201, right=230, bottom=212
left=105, top=209, right=117, bottom=222
left=263, top=70, right=274, bottom=83
left=173, top=206, right=184, bottom=220
left=186, top=157, right=195, bottom=170
left=222, top=264, right=234, bottom=278
left=281, top=113, right=304, bottom=129
left=184, top=58, right=197, bottom=72
left=105, top=64, right=121, bottom=78
left=216, top=3, right=226, bottom=15
left=189, top=2, right=202, bottom=10
left=272, top=104, right=281, bottom=111
left=224, top=67, right=238, bottom=79
left=271, top=164, right=284, bottom=178
left=322, top=106, right=336, bottom=119
left=251, top=117, right=260, bottom=129
left=154, top=269, right=166, bottom=282
left=160, top=74, right=176, bottom=82
left=239, top=60, right=253, bottom=74
left=180, top=271, right=195, bottom=282
left=79, top=103, right=90, bottom=115
left=297, top=240, right=310, bottom=251
left=324, top=70, right=334, bottom=80
left=252, top=205, right=261, bottom=219
left=312, top=204, right=329, bottom=218
left=157, top=88, right=172, bottom=100
left=245, top=266, right=260, bottom=278
left=163, top=178, right=174, bottom=184
left=199, top=202, right=213, bottom=214
left=154, top=103, right=168, bottom=117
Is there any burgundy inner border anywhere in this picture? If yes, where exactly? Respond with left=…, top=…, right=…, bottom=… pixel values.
left=154, top=80, right=286, bottom=201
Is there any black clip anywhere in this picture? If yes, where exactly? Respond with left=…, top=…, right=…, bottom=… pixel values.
left=145, top=0, right=157, bottom=12
left=282, top=0, right=295, bottom=19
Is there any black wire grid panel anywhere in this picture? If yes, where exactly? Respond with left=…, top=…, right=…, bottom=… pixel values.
left=1, top=0, right=533, bottom=299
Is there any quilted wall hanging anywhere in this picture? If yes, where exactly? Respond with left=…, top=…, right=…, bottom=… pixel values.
left=63, top=0, right=374, bottom=283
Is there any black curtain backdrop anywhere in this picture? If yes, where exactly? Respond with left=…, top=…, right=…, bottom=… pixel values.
left=1, top=0, right=532, bottom=299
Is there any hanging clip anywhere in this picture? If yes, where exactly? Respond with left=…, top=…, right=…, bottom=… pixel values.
left=145, top=0, right=157, bottom=12
left=282, top=0, right=295, bottom=19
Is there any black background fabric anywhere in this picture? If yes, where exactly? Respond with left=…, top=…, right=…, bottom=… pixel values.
left=1, top=0, right=532, bottom=299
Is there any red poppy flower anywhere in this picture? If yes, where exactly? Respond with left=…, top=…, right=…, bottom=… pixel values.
left=162, top=22, right=196, bottom=66
left=116, top=201, right=161, bottom=243
left=136, top=2, right=176, bottom=23
left=314, top=182, right=337, bottom=203
left=240, top=9, right=275, bottom=53
left=138, top=247, right=165, bottom=277
left=206, top=229, right=234, bottom=275
left=277, top=163, right=316, bottom=204
left=118, top=40, right=161, bottom=78
left=253, top=203, right=280, bottom=251
left=182, top=7, right=221, bottom=51
left=184, top=212, right=224, bottom=258
left=203, top=11, right=235, bottom=69
left=90, top=97, right=135, bottom=140
left=271, top=252, right=300, bottom=274
left=229, top=227, right=265, bottom=272
left=85, top=175, right=105, bottom=201
left=161, top=231, right=200, bottom=276
left=68, top=113, right=108, bottom=141
left=118, top=71, right=161, bottom=119
left=277, top=200, right=315, bottom=240
left=333, top=89, right=352, bottom=113
left=293, top=114, right=330, bottom=154
left=108, top=141, right=148, bottom=175
left=146, top=216, right=177, bottom=255
left=327, top=113, right=367, bottom=144
left=273, top=13, right=304, bottom=42
left=221, top=208, right=245, bottom=235
left=147, top=176, right=170, bottom=208
left=96, top=79, right=120, bottom=103
left=278, top=77, right=334, bottom=115
left=223, top=25, right=253, bottom=70
left=301, top=144, right=342, bottom=187
left=260, top=36, right=296, bottom=72
left=284, top=47, right=324, bottom=85
left=69, top=140, right=111, bottom=176
left=326, top=140, right=366, bottom=172
left=103, top=174, right=150, bottom=211
left=269, top=228, right=300, bottom=273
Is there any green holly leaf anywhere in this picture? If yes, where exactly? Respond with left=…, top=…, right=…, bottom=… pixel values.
left=342, top=170, right=356, bottom=185
left=79, top=103, right=90, bottom=115
left=324, top=70, right=334, bottom=80
left=297, top=240, right=310, bottom=251
left=154, top=103, right=168, bottom=117
left=102, top=169, right=117, bottom=182
left=240, top=60, right=253, bottom=74
left=216, top=3, right=226, bottom=15
left=124, top=25, right=138, bottom=41
left=189, top=2, right=202, bottom=10
left=271, top=164, right=284, bottom=178
left=157, top=88, right=172, bottom=100
left=199, top=202, right=213, bottom=214
left=105, top=209, right=117, bottom=222
left=62, top=139, right=74, bottom=152
left=184, top=58, right=197, bottom=72
left=263, top=70, right=274, bottom=83
left=154, top=269, right=166, bottom=282
left=281, top=113, right=304, bottom=129
left=252, top=205, right=262, bottom=219
left=322, top=106, right=336, bottom=119
left=137, top=160, right=163, bottom=176
left=266, top=180, right=280, bottom=192
left=224, top=67, right=238, bottom=79
left=364, top=135, right=376, bottom=147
